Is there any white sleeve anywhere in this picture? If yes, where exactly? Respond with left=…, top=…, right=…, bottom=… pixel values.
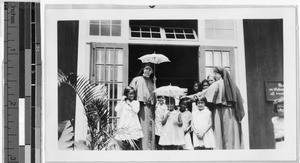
left=115, top=102, right=122, bottom=112
left=132, top=101, right=140, bottom=113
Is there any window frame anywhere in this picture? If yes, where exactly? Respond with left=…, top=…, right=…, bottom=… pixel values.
left=129, top=25, right=198, bottom=41
left=89, top=43, right=128, bottom=119
left=199, top=46, right=235, bottom=82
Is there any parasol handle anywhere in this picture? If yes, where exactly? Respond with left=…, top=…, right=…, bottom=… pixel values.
left=153, top=64, right=156, bottom=83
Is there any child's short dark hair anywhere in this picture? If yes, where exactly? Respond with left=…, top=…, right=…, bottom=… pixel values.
left=179, top=98, right=188, bottom=106
left=273, top=97, right=284, bottom=113
left=123, top=86, right=135, bottom=97
left=195, top=95, right=207, bottom=104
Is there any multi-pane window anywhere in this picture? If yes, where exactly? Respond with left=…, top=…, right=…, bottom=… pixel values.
left=89, top=20, right=121, bottom=36
left=91, top=47, right=125, bottom=118
left=205, top=20, right=235, bottom=40
left=131, top=26, right=161, bottom=38
left=130, top=25, right=197, bottom=41
left=205, top=50, right=231, bottom=76
left=165, top=28, right=196, bottom=40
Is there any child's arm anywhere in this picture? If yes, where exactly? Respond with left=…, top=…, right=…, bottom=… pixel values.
left=191, top=121, right=202, bottom=139
left=184, top=125, right=191, bottom=135
left=162, top=111, right=170, bottom=126
left=177, top=113, right=183, bottom=127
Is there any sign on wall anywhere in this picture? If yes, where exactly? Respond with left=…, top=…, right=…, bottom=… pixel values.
left=265, top=81, right=284, bottom=101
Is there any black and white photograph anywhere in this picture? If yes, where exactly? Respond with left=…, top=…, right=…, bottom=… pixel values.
left=43, top=2, right=298, bottom=162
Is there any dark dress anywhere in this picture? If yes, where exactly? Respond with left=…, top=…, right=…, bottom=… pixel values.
left=130, top=76, right=156, bottom=150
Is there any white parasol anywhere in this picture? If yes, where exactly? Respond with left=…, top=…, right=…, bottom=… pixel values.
left=154, top=84, right=187, bottom=108
left=138, top=52, right=170, bottom=81
left=154, top=84, right=187, bottom=97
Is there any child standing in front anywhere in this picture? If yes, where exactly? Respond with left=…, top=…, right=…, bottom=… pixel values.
left=191, top=96, right=215, bottom=150
left=272, top=98, right=284, bottom=149
left=159, top=97, right=185, bottom=150
left=155, top=96, right=168, bottom=150
left=179, top=99, right=194, bottom=150
left=115, top=86, right=143, bottom=150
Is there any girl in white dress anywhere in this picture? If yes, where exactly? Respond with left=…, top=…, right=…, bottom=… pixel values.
left=272, top=98, right=284, bottom=149
left=159, top=97, right=185, bottom=150
left=155, top=96, right=168, bottom=150
left=115, top=86, right=143, bottom=150
left=192, top=96, right=215, bottom=150
left=179, top=99, right=193, bottom=150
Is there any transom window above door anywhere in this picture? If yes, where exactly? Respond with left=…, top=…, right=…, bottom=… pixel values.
left=130, top=20, right=198, bottom=41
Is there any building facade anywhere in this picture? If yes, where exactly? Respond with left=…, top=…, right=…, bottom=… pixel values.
left=47, top=5, right=285, bottom=151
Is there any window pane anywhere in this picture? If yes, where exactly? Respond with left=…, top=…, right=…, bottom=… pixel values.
left=112, top=25, right=121, bottom=36
left=101, top=20, right=110, bottom=25
left=115, top=49, right=123, bottom=64
left=151, top=27, right=160, bottom=32
left=166, top=34, right=175, bottom=38
left=174, top=29, right=184, bottom=33
left=90, top=20, right=99, bottom=36
left=109, top=100, right=118, bottom=116
left=205, top=20, right=215, bottom=29
left=186, top=34, right=195, bottom=39
left=101, top=25, right=110, bottom=36
left=106, top=66, right=114, bottom=82
left=116, top=83, right=123, bottom=100
left=142, top=33, right=151, bottom=38
left=112, top=20, right=121, bottom=25
left=214, top=20, right=224, bottom=29
left=115, top=66, right=123, bottom=82
left=113, top=84, right=118, bottom=99
left=222, top=51, right=230, bottom=66
left=176, top=34, right=185, bottom=39
left=152, top=33, right=161, bottom=38
left=96, top=65, right=105, bottom=82
left=205, top=51, right=213, bottom=66
left=131, top=32, right=140, bottom=37
left=223, top=29, right=235, bottom=40
left=141, top=27, right=150, bottom=32
left=223, top=20, right=234, bottom=29
left=214, top=51, right=222, bottom=66
left=205, top=68, right=214, bottom=77
left=131, top=26, right=140, bottom=31
left=165, top=28, right=173, bottom=33
left=205, top=29, right=215, bottom=39
left=105, top=49, right=114, bottom=64
left=184, top=29, right=193, bottom=33
left=215, top=29, right=227, bottom=40
left=107, top=83, right=113, bottom=99
left=96, top=48, right=105, bottom=64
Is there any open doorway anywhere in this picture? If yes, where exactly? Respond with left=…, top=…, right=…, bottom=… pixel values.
left=129, top=45, right=199, bottom=92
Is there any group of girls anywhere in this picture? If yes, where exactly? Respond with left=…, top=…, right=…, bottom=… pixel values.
left=114, top=84, right=216, bottom=150
left=155, top=95, right=216, bottom=150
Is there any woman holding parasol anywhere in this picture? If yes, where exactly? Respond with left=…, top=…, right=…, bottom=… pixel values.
left=129, top=63, right=156, bottom=150
left=129, top=52, right=170, bottom=150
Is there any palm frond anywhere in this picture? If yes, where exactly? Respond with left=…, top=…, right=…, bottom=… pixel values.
left=58, top=120, right=75, bottom=150
left=58, top=69, right=136, bottom=151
